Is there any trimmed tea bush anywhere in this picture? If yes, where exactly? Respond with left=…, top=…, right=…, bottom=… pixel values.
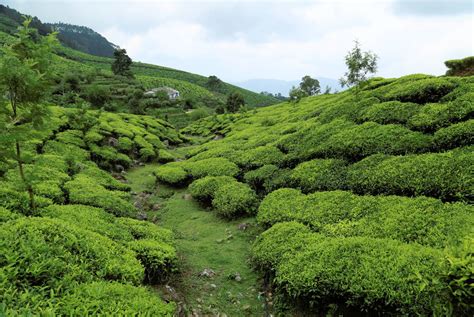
left=64, top=174, right=135, bottom=216
left=0, top=217, right=144, bottom=313
left=154, top=164, right=188, bottom=185
left=359, top=101, right=421, bottom=125
left=408, top=95, right=474, bottom=132
left=380, top=77, right=457, bottom=103
left=212, top=181, right=258, bottom=217
left=291, top=159, right=348, bottom=192
left=116, top=217, right=174, bottom=244
left=433, top=119, right=474, bottom=150
left=157, top=149, right=176, bottom=163
left=189, top=176, right=235, bottom=203
left=57, top=282, right=175, bottom=316
left=347, top=149, right=474, bottom=202
left=0, top=207, right=21, bottom=222
left=184, top=157, right=239, bottom=178
left=127, top=239, right=177, bottom=283
left=257, top=189, right=474, bottom=248
left=244, top=164, right=293, bottom=194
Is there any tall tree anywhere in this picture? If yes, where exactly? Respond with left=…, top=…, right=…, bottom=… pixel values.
left=299, top=75, right=320, bottom=96
left=206, top=75, right=223, bottom=92
left=289, top=86, right=307, bottom=103
left=111, top=48, right=133, bottom=77
left=0, top=19, right=58, bottom=213
left=339, top=40, right=378, bottom=92
left=226, top=92, right=245, bottom=113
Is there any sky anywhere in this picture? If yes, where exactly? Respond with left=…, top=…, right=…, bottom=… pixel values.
left=4, top=0, right=473, bottom=82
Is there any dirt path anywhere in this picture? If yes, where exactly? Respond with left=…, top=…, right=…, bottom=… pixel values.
left=126, top=164, right=266, bottom=316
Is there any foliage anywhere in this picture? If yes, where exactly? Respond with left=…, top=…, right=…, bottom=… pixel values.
left=299, top=75, right=320, bottom=96
left=226, top=92, right=245, bottom=113
left=212, top=181, right=258, bottom=218
left=111, top=48, right=133, bottom=77
left=154, top=164, right=188, bottom=185
left=291, top=158, right=348, bottom=192
left=339, top=40, right=378, bottom=90
left=347, top=148, right=474, bottom=202
left=289, top=86, right=308, bottom=103
left=445, top=56, right=474, bottom=76
left=189, top=176, right=236, bottom=203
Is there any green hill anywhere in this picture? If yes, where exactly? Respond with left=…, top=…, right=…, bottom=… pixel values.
left=156, top=73, right=474, bottom=315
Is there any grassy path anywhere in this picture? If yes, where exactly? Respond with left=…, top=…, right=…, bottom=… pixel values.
left=126, top=164, right=266, bottom=316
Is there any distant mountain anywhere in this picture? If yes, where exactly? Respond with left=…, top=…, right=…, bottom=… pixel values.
left=0, top=4, right=116, bottom=57
left=46, top=23, right=117, bottom=57
left=233, top=77, right=343, bottom=96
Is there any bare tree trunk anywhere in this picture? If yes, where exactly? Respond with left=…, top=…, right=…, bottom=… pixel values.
left=16, top=140, right=35, bottom=212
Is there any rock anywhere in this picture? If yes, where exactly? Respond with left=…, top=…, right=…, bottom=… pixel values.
left=107, top=137, right=119, bottom=147
left=114, top=164, right=125, bottom=173
left=163, top=140, right=169, bottom=147
left=199, top=268, right=216, bottom=278
left=228, top=272, right=242, bottom=282
left=164, top=285, right=180, bottom=301
left=137, top=211, right=148, bottom=220
left=182, top=193, right=192, bottom=200
left=152, top=203, right=161, bottom=211
left=213, top=134, right=224, bottom=140
left=237, top=223, right=250, bottom=231
left=210, top=283, right=217, bottom=289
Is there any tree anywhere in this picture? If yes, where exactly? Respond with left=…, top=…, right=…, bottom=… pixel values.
left=323, top=85, right=332, bottom=94
left=111, top=48, right=133, bottom=77
left=226, top=92, right=245, bottom=113
left=299, top=75, right=320, bottom=96
left=289, top=86, right=307, bottom=103
left=339, top=40, right=378, bottom=92
left=0, top=19, right=58, bottom=213
left=206, top=75, right=223, bottom=92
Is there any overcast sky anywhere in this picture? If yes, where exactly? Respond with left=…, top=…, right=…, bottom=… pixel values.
left=4, top=0, right=473, bottom=82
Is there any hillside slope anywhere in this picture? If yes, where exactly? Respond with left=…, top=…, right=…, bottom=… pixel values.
left=156, top=73, right=474, bottom=315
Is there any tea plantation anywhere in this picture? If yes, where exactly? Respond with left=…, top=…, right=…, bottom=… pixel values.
left=155, top=73, right=474, bottom=315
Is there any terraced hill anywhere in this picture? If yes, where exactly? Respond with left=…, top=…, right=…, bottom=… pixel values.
left=154, top=73, right=474, bottom=315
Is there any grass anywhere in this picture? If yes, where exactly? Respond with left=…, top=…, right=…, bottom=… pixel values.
left=126, top=164, right=266, bottom=316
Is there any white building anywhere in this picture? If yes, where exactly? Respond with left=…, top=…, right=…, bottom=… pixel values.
left=144, top=87, right=180, bottom=100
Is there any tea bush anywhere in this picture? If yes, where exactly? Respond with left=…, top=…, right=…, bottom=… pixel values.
left=116, top=217, right=174, bottom=243
left=0, top=206, right=21, bottom=222
left=184, top=157, right=239, bottom=178
left=0, top=217, right=144, bottom=313
left=157, top=149, right=176, bottom=163
left=64, top=174, right=136, bottom=216
left=127, top=239, right=177, bottom=283
left=347, top=148, right=474, bottom=202
left=189, top=176, right=236, bottom=203
left=433, top=119, right=474, bottom=150
left=257, top=189, right=473, bottom=248
left=291, top=159, right=348, bottom=192
left=56, top=282, right=176, bottom=317
left=212, top=181, right=258, bottom=217
left=358, top=101, right=421, bottom=125
left=244, top=164, right=293, bottom=194
left=57, top=282, right=175, bottom=316
left=154, top=164, right=188, bottom=185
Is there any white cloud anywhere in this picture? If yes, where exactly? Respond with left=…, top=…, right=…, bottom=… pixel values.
left=4, top=0, right=473, bottom=81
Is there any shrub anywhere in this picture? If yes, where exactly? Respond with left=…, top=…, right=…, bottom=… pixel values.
left=359, top=101, right=421, bottom=125
left=0, top=207, right=22, bottom=222
left=380, top=77, right=457, bottom=104
left=235, top=145, right=285, bottom=169
left=244, top=164, right=293, bottom=194
left=64, top=174, right=136, bottom=216
left=79, top=163, right=131, bottom=191
left=189, top=176, right=235, bottom=203
left=43, top=140, right=90, bottom=162
left=55, top=130, right=86, bottom=148
left=154, top=164, right=188, bottom=186
left=57, top=282, right=175, bottom=316
left=445, top=56, right=474, bottom=76
left=291, top=159, right=348, bottom=192
left=89, top=144, right=132, bottom=168
left=0, top=184, right=53, bottom=214
left=212, top=181, right=258, bottom=217
left=0, top=217, right=144, bottom=313
left=157, top=149, right=175, bottom=163
left=116, top=217, right=174, bottom=244
left=42, top=204, right=134, bottom=242
left=408, top=95, right=474, bottom=132
left=185, top=157, right=239, bottom=178
left=257, top=189, right=474, bottom=248
left=127, top=239, right=177, bottom=283
left=117, top=136, right=133, bottom=151
left=315, top=122, right=431, bottom=160
left=347, top=149, right=474, bottom=202
left=274, top=233, right=451, bottom=315
left=433, top=119, right=474, bottom=150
